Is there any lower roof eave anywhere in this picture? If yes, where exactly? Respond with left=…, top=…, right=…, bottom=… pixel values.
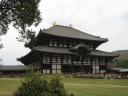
left=88, top=50, right=119, bottom=57
left=18, top=46, right=119, bottom=65
left=88, top=54, right=118, bottom=57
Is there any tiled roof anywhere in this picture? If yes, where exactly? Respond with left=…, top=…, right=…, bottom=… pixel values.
left=33, top=46, right=76, bottom=54
left=90, top=50, right=119, bottom=57
left=41, top=25, right=108, bottom=42
left=19, top=46, right=118, bottom=65
left=33, top=46, right=118, bottom=57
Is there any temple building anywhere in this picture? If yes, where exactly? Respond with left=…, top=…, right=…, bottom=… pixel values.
left=18, top=25, right=118, bottom=74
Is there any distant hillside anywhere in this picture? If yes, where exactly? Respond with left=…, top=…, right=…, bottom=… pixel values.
left=113, top=50, right=128, bottom=60
left=112, top=50, right=128, bottom=68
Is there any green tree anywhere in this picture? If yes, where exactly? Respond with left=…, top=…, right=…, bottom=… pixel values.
left=0, top=0, right=41, bottom=42
left=112, top=59, right=128, bottom=68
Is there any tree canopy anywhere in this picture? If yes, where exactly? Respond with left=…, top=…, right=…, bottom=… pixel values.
left=0, top=0, right=41, bottom=42
left=112, top=50, right=128, bottom=68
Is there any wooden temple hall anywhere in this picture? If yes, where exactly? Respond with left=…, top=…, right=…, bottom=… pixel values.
left=18, top=25, right=118, bottom=74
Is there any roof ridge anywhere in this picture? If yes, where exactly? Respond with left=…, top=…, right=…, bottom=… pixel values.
left=54, top=25, right=71, bottom=28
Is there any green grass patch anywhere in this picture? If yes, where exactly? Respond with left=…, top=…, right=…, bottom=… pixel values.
left=0, top=77, right=128, bottom=96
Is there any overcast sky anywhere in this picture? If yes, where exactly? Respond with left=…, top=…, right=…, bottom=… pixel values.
left=0, top=0, right=128, bottom=65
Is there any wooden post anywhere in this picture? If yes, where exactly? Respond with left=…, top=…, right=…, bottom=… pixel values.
left=81, top=55, right=84, bottom=74
left=41, top=54, right=44, bottom=72
left=90, top=57, right=93, bottom=74
left=93, top=57, right=96, bottom=74
left=61, top=55, right=63, bottom=73
left=105, top=57, right=108, bottom=72
left=98, top=57, right=101, bottom=73
left=50, top=54, right=52, bottom=74
left=71, top=55, right=74, bottom=74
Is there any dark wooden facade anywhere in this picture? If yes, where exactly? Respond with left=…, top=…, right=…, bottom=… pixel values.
left=30, top=53, right=110, bottom=74
left=18, top=25, right=118, bottom=74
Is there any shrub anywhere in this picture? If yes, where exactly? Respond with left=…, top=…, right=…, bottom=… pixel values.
left=13, top=72, right=71, bottom=96
left=49, top=75, right=68, bottom=96
left=13, top=71, right=50, bottom=96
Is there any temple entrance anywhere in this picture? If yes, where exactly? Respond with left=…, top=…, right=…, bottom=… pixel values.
left=52, top=64, right=61, bottom=74
left=41, top=64, right=51, bottom=74
left=51, top=54, right=62, bottom=74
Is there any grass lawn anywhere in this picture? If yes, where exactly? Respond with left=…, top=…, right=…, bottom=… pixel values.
left=0, top=77, right=128, bottom=96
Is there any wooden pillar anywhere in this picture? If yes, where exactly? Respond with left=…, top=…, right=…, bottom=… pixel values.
left=94, top=57, right=97, bottom=74
left=60, top=55, right=63, bottom=73
left=81, top=55, right=84, bottom=74
left=90, top=57, right=93, bottom=74
left=71, top=55, right=74, bottom=74
left=49, top=54, right=52, bottom=74
left=99, top=57, right=101, bottom=73
left=41, top=54, right=44, bottom=73
left=86, top=57, right=88, bottom=64
left=105, top=58, right=108, bottom=66
left=55, top=54, right=57, bottom=73
left=105, top=57, right=108, bottom=71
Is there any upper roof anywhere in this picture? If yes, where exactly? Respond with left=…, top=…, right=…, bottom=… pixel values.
left=40, top=25, right=108, bottom=42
